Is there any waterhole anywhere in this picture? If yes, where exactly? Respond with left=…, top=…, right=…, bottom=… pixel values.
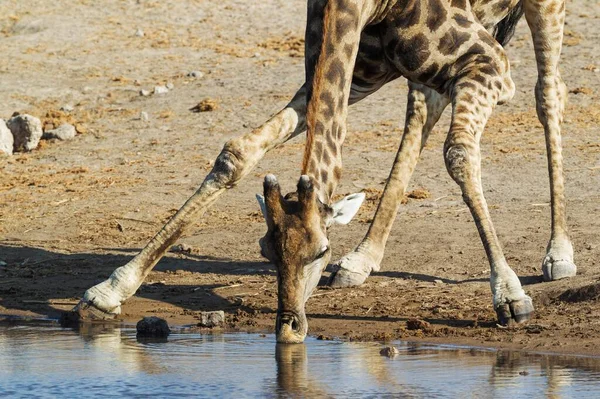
left=1, top=321, right=599, bottom=398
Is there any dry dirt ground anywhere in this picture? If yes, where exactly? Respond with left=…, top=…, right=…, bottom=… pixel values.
left=0, top=0, right=599, bottom=355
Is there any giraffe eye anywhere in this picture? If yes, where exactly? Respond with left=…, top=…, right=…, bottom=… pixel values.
left=315, top=246, right=329, bottom=259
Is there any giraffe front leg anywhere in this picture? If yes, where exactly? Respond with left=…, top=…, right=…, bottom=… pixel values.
left=524, top=0, right=575, bottom=281
left=329, top=83, right=449, bottom=288
left=73, top=86, right=308, bottom=320
left=445, top=71, right=533, bottom=326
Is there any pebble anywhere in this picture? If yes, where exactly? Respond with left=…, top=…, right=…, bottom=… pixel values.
left=165, top=82, right=174, bottom=90
left=154, top=85, right=169, bottom=95
left=60, top=104, right=74, bottom=112
left=197, top=311, right=225, bottom=328
left=7, top=114, right=43, bottom=152
left=140, top=111, right=149, bottom=121
left=0, top=119, right=14, bottom=155
left=134, top=28, right=144, bottom=37
left=140, top=89, right=151, bottom=96
left=43, top=123, right=76, bottom=141
left=187, top=71, right=204, bottom=78
left=136, top=316, right=171, bottom=337
left=379, top=346, right=400, bottom=358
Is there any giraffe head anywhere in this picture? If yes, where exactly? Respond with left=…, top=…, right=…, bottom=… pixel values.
left=257, top=174, right=365, bottom=343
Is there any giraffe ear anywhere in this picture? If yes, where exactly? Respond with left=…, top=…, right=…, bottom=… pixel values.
left=329, top=192, right=365, bottom=226
left=256, top=194, right=267, bottom=221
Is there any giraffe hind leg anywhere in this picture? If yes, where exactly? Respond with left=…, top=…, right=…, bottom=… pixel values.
left=444, top=66, right=533, bottom=326
left=524, top=0, right=575, bottom=281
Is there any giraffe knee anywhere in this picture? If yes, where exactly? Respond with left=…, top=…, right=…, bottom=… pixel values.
left=444, top=144, right=473, bottom=185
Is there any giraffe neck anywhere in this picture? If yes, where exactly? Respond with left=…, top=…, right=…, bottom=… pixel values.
left=301, top=0, right=375, bottom=204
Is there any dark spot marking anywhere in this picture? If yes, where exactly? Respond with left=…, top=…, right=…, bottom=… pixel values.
left=454, top=14, right=472, bottom=28
left=479, top=65, right=497, bottom=76
left=333, top=166, right=342, bottom=182
left=438, top=27, right=471, bottom=56
left=467, top=43, right=485, bottom=55
left=396, top=33, right=430, bottom=72
left=323, top=149, right=331, bottom=165
left=451, top=0, right=467, bottom=10
left=427, top=0, right=447, bottom=31
left=326, top=58, right=346, bottom=89
left=319, top=92, right=335, bottom=119
left=472, top=74, right=486, bottom=85
left=320, top=168, right=329, bottom=184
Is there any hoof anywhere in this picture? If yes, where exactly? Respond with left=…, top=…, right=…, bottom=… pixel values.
left=542, top=258, right=577, bottom=282
left=495, top=296, right=534, bottom=327
left=69, top=299, right=120, bottom=322
left=327, top=252, right=374, bottom=288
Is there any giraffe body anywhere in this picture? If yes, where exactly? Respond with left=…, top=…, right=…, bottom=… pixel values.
left=74, top=0, right=575, bottom=344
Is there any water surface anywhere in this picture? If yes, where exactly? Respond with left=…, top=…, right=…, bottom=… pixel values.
left=0, top=322, right=599, bottom=398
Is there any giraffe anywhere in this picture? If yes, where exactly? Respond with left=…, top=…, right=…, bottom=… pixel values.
left=72, top=0, right=575, bottom=344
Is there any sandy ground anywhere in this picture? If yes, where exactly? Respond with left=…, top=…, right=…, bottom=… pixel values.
left=1, top=0, right=599, bottom=355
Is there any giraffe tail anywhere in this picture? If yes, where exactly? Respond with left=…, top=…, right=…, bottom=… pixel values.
left=492, top=0, right=524, bottom=47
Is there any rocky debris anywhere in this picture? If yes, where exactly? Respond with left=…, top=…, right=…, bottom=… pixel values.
left=136, top=316, right=171, bottom=337
left=43, top=123, right=76, bottom=141
left=7, top=114, right=43, bottom=152
left=154, top=85, right=169, bottom=95
left=166, top=82, right=175, bottom=90
left=187, top=70, right=204, bottom=78
left=407, top=188, right=431, bottom=200
left=197, top=310, right=225, bottom=328
left=60, top=104, right=74, bottom=112
left=379, top=346, right=400, bottom=358
left=406, top=318, right=433, bottom=331
left=140, top=89, right=151, bottom=97
left=0, top=120, right=14, bottom=155
left=134, top=28, right=144, bottom=37
left=190, top=99, right=218, bottom=112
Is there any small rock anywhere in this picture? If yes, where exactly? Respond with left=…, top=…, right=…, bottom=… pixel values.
left=140, top=111, right=149, bottom=122
left=154, top=85, right=169, bottom=95
left=7, top=114, right=43, bottom=152
left=0, top=119, right=14, bottom=155
left=0, top=261, right=7, bottom=267
left=140, top=89, right=151, bottom=96
left=43, top=123, right=76, bottom=141
left=187, top=71, right=204, bottom=78
left=60, top=104, right=74, bottom=112
left=136, top=316, right=170, bottom=337
left=166, top=82, right=175, bottom=90
left=316, top=334, right=333, bottom=340
left=170, top=243, right=191, bottom=253
left=134, top=28, right=144, bottom=37
left=406, top=318, right=432, bottom=331
left=379, top=346, right=400, bottom=358
left=519, top=370, right=530, bottom=376
left=197, top=311, right=225, bottom=328
left=190, top=99, right=218, bottom=112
